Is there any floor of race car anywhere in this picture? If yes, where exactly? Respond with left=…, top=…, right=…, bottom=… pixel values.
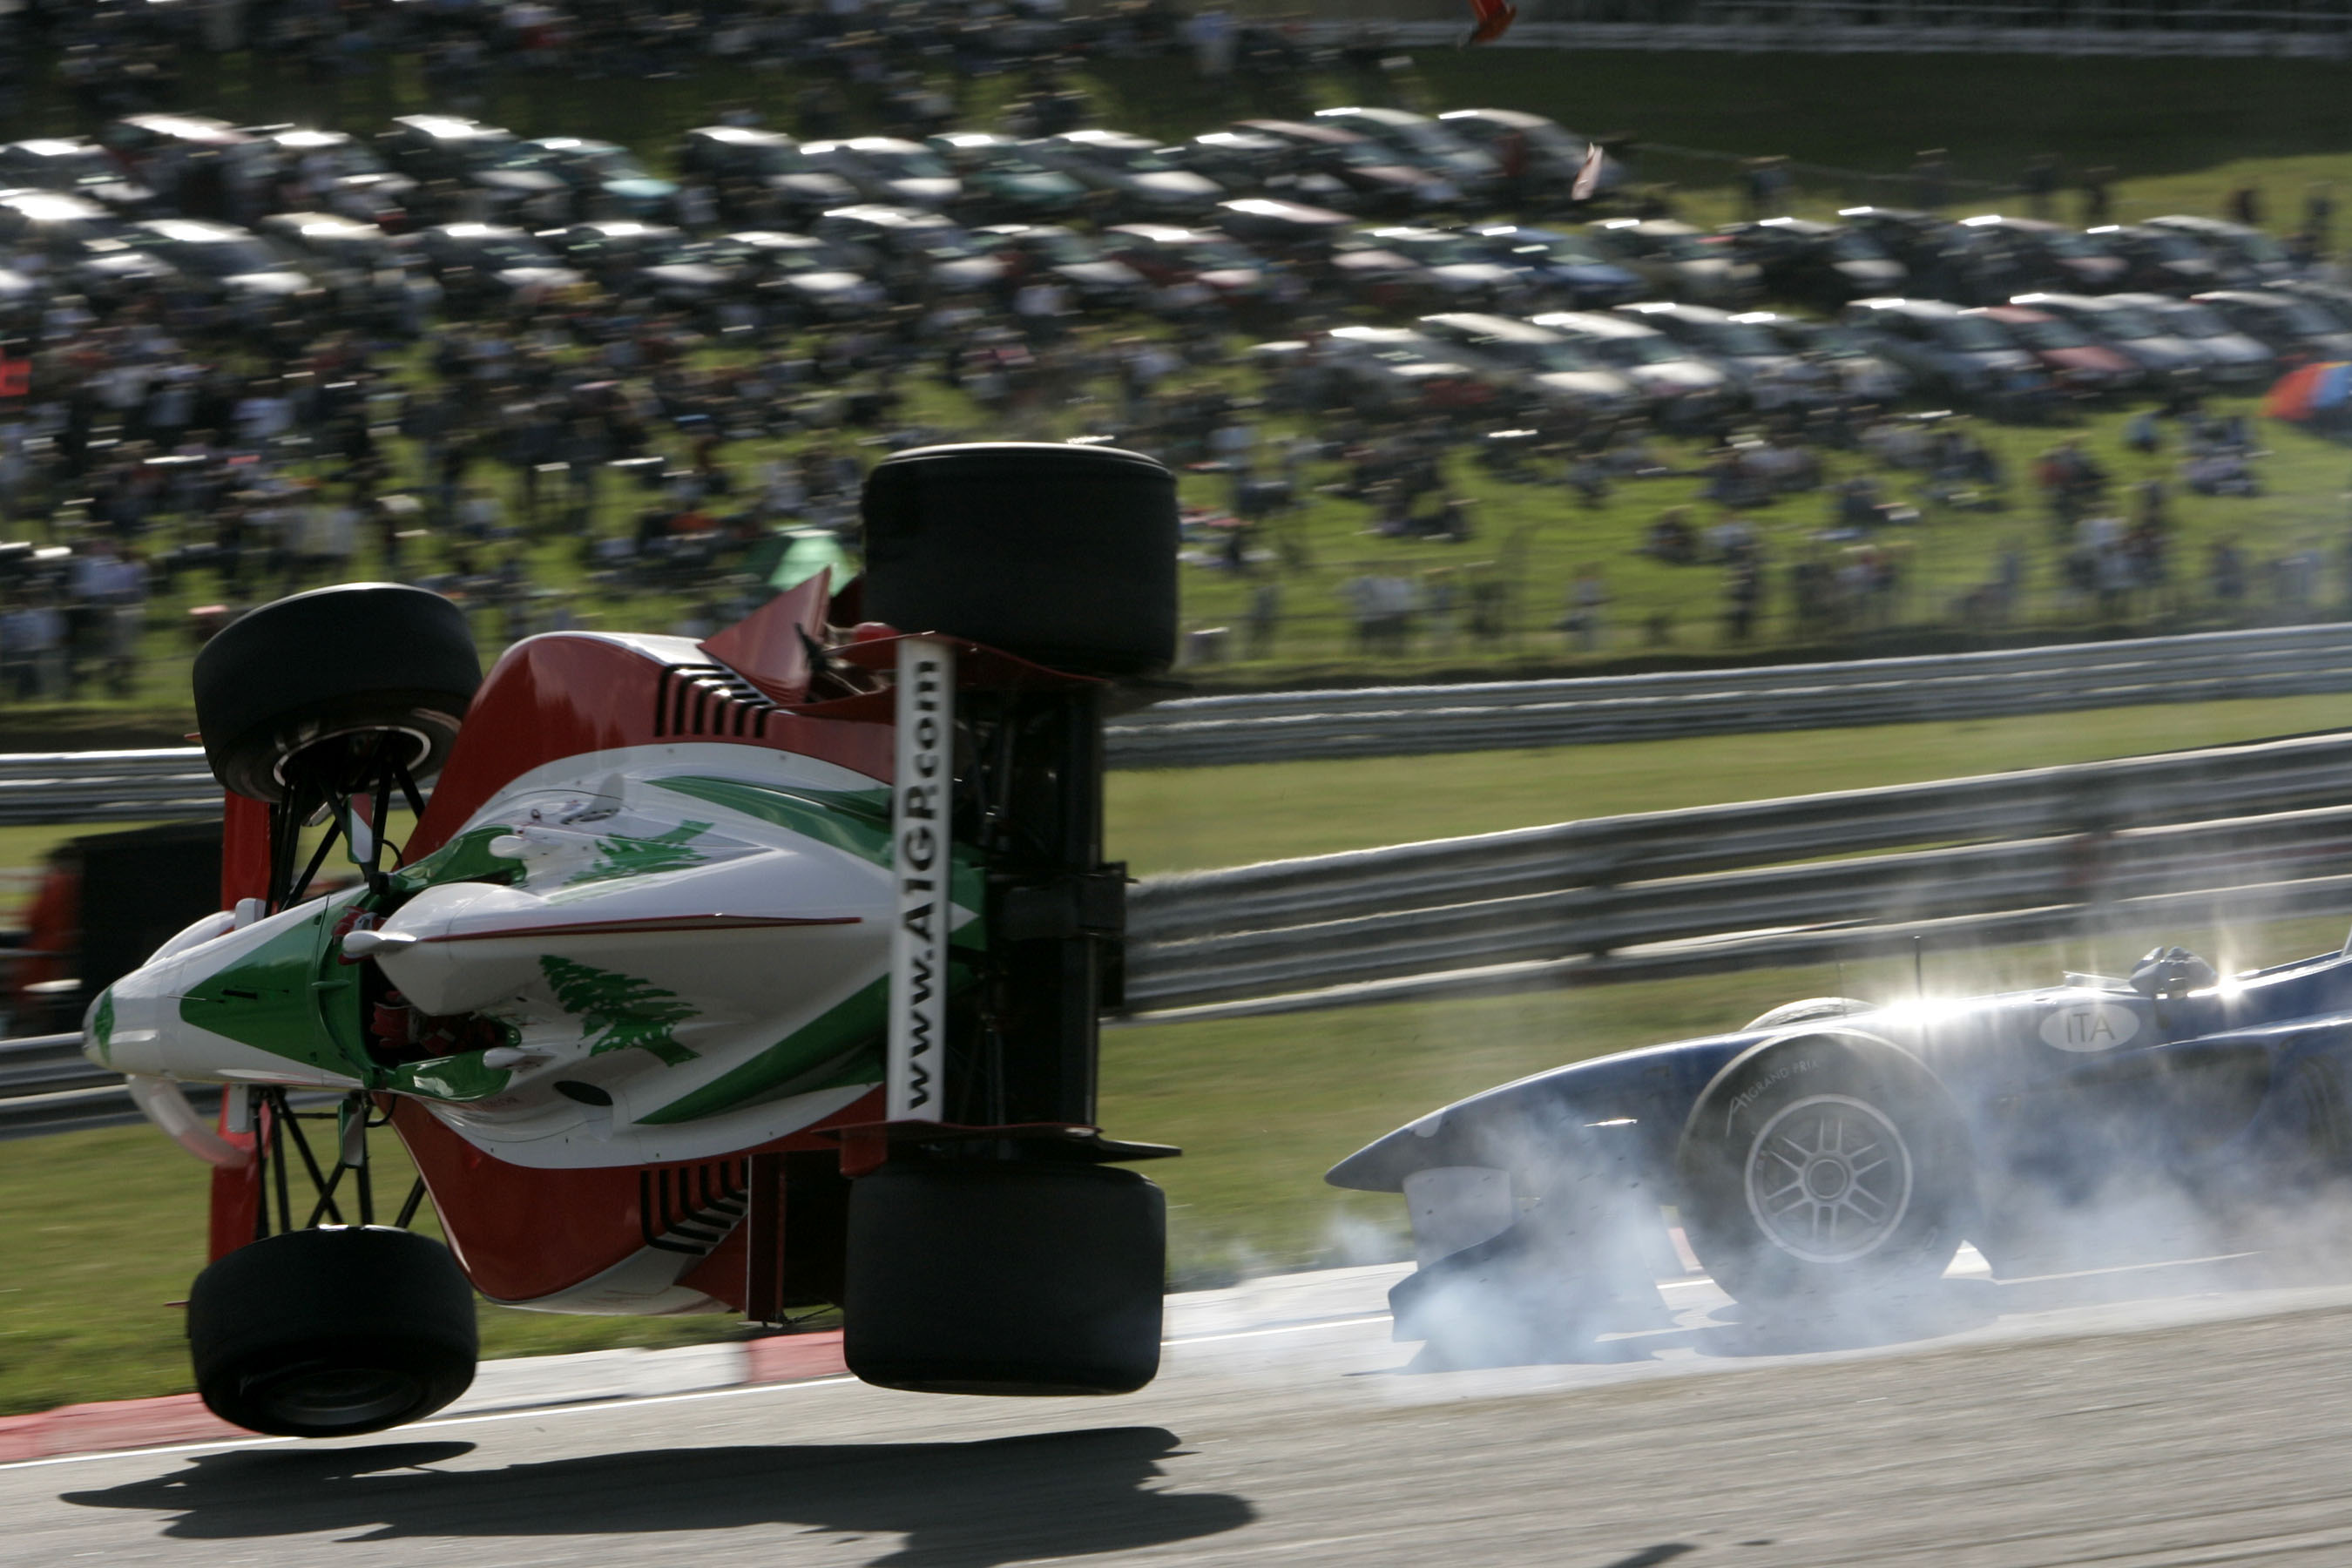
left=9, top=1245, right=2352, bottom=1566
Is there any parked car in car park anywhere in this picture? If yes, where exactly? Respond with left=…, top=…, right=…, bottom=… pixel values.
left=533, top=220, right=735, bottom=308
left=2089, top=223, right=2230, bottom=297
left=1970, top=304, right=2145, bottom=397
left=2189, top=288, right=2352, bottom=363
left=2263, top=278, right=2352, bottom=332
left=2112, top=293, right=2276, bottom=386
left=1357, top=226, right=1521, bottom=307
left=1415, top=312, right=1637, bottom=416
left=810, top=205, right=1004, bottom=296
left=243, top=127, right=417, bottom=227
left=413, top=221, right=585, bottom=311
left=675, top=127, right=859, bottom=225
left=1312, top=323, right=1497, bottom=413
left=1436, top=108, right=1615, bottom=205
left=379, top=116, right=569, bottom=217
left=1612, top=300, right=1821, bottom=405
left=924, top=133, right=1089, bottom=223
left=1531, top=308, right=1736, bottom=420
left=1311, top=107, right=1498, bottom=204
left=1835, top=206, right=1958, bottom=279
left=1587, top=219, right=1759, bottom=307
left=510, top=138, right=680, bottom=222
left=0, top=139, right=155, bottom=215
left=1951, top=215, right=2127, bottom=295
left=2146, top=215, right=2297, bottom=286
left=970, top=224, right=1147, bottom=308
left=119, top=217, right=319, bottom=316
left=1096, top=223, right=1272, bottom=312
left=1840, top=297, right=2045, bottom=405
left=254, top=210, right=439, bottom=331
left=801, top=138, right=963, bottom=212
left=1718, top=217, right=1906, bottom=310
left=2003, top=292, right=2214, bottom=388
left=1027, top=131, right=1222, bottom=220
left=1231, top=119, right=1460, bottom=215
left=1463, top=224, right=1645, bottom=308
left=709, top=229, right=882, bottom=322
left=1746, top=313, right=1914, bottom=402
left=0, top=188, right=179, bottom=307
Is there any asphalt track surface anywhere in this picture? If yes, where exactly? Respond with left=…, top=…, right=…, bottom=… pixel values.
left=12, top=1253, right=2352, bottom=1568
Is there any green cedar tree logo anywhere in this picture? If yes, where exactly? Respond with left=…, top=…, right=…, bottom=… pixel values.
left=537, top=956, right=699, bottom=1065
left=565, top=821, right=716, bottom=887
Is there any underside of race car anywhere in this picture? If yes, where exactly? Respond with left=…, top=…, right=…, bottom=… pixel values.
left=1332, top=950, right=2352, bottom=1363
left=89, top=442, right=1181, bottom=1437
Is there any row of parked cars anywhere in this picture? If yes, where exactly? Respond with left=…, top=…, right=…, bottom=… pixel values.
left=0, top=103, right=2343, bottom=428
left=1257, top=279, right=2352, bottom=427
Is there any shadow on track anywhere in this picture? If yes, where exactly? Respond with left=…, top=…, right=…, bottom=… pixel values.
left=58, top=1426, right=1254, bottom=1565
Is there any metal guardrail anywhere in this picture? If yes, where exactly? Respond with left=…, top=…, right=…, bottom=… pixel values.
left=1302, top=18, right=2352, bottom=53
left=17, top=728, right=2352, bottom=1138
left=0, top=1033, right=224, bottom=1142
left=0, top=747, right=219, bottom=827
left=1122, top=729, right=2352, bottom=1016
left=1107, top=625, right=2352, bottom=768
left=2, top=628, right=2351, bottom=811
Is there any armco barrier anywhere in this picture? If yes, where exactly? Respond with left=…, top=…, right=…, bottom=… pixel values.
left=1106, top=624, right=2352, bottom=767
left=15, top=729, right=2352, bottom=1137
left=4, top=627, right=2352, bottom=811
left=1120, top=729, right=2352, bottom=1014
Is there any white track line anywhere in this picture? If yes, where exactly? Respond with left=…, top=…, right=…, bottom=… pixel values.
left=0, top=1311, right=1405, bottom=1475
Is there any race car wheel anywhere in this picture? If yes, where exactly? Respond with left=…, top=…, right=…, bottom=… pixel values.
left=193, top=583, right=482, bottom=804
left=186, top=1226, right=478, bottom=1438
left=1677, top=1035, right=1969, bottom=1308
left=844, top=1160, right=1165, bottom=1396
left=860, top=443, right=1179, bottom=678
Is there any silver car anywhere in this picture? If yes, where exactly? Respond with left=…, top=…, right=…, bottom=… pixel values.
left=1531, top=308, right=1734, bottom=418
left=1416, top=312, right=1637, bottom=416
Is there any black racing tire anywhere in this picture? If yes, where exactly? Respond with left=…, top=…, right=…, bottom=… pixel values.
left=1676, top=1034, right=1970, bottom=1308
left=859, top=443, right=1179, bottom=678
left=186, top=1226, right=478, bottom=1438
left=844, top=1160, right=1166, bottom=1396
left=193, top=583, right=482, bottom=804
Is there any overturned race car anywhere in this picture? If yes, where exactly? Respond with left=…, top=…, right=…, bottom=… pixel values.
left=1332, top=948, right=2352, bottom=1361
left=88, top=442, right=1179, bottom=1437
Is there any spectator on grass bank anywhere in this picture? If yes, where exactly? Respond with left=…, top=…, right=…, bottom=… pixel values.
left=1345, top=571, right=1415, bottom=654
left=1911, top=150, right=1950, bottom=213
left=2025, top=155, right=2061, bottom=221
left=1560, top=562, right=1609, bottom=652
left=2209, top=537, right=2247, bottom=612
left=2229, top=185, right=2265, bottom=229
left=2307, top=183, right=2337, bottom=254
left=1724, top=554, right=1763, bottom=643
left=2082, top=168, right=2116, bottom=226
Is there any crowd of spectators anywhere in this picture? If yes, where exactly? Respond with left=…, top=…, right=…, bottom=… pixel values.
left=0, top=0, right=2337, bottom=697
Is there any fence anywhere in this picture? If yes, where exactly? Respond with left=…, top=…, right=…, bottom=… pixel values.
left=15, top=727, right=2352, bottom=1137
left=1, top=626, right=2351, bottom=819
left=1121, top=727, right=2352, bottom=1014
left=1302, top=17, right=2352, bottom=51
left=1110, top=622, right=2352, bottom=766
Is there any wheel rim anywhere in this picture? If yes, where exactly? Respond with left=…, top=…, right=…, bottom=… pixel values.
left=1743, top=1093, right=1914, bottom=1263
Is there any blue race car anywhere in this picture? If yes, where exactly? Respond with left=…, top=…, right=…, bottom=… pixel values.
left=1328, top=943, right=2349, bottom=1355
